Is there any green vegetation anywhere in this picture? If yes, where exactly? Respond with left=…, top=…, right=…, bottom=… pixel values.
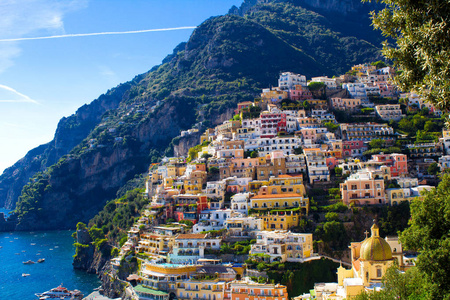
left=371, top=61, right=387, bottom=69
left=354, top=174, right=450, bottom=299
left=308, top=82, right=326, bottom=91
left=355, top=266, right=428, bottom=299
left=187, top=141, right=210, bottom=162
left=242, top=106, right=262, bottom=119
left=219, top=239, right=256, bottom=255
left=368, top=0, right=450, bottom=110
left=399, top=174, right=450, bottom=298
left=246, top=2, right=381, bottom=75
left=89, top=188, right=148, bottom=244
left=246, top=259, right=339, bottom=297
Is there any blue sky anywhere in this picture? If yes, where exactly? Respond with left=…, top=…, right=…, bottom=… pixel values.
left=0, top=0, right=243, bottom=174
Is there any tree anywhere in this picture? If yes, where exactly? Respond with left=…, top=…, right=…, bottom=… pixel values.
left=427, top=162, right=439, bottom=176
left=371, top=61, right=387, bottom=69
left=323, top=122, right=339, bottom=133
left=250, top=150, right=258, bottom=158
left=369, top=138, right=384, bottom=150
left=399, top=174, right=450, bottom=298
left=355, top=266, right=430, bottom=299
left=76, top=222, right=87, bottom=231
left=368, top=0, right=450, bottom=110
left=308, top=82, right=326, bottom=91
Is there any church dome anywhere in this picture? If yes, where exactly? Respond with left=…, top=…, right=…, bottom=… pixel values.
left=360, top=223, right=392, bottom=261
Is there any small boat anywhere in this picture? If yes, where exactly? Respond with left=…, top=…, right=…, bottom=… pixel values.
left=31, top=243, right=36, bottom=245
left=23, top=260, right=35, bottom=264
left=35, top=285, right=83, bottom=300
left=37, top=258, right=45, bottom=263
left=22, top=273, right=30, bottom=277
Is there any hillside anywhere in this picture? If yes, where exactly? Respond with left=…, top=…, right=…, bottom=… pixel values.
left=3, top=0, right=383, bottom=230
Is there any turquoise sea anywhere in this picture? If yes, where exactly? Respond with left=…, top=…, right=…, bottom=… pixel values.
left=0, top=209, right=100, bottom=299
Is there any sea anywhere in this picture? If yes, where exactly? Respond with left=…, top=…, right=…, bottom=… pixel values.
left=0, top=208, right=101, bottom=299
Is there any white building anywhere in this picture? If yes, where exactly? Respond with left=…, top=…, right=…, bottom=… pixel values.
left=255, top=136, right=302, bottom=156
left=439, top=155, right=450, bottom=170
left=250, top=231, right=313, bottom=262
left=285, top=154, right=307, bottom=174
left=230, top=193, right=252, bottom=215
left=169, top=233, right=221, bottom=263
left=304, top=150, right=330, bottom=184
left=375, top=104, right=405, bottom=121
left=342, top=83, right=367, bottom=99
left=310, top=76, right=337, bottom=89
left=224, top=217, right=263, bottom=238
left=278, top=72, right=307, bottom=90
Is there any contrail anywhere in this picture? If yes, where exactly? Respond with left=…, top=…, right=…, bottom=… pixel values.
left=0, top=26, right=197, bottom=42
left=0, top=84, right=39, bottom=104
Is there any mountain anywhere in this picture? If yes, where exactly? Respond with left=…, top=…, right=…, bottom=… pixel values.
left=2, top=0, right=383, bottom=230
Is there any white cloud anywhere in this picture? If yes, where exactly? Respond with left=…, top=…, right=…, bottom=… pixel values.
left=0, top=0, right=88, bottom=73
left=0, top=84, right=38, bottom=103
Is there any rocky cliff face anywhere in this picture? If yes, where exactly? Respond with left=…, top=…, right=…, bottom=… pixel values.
left=0, top=82, right=134, bottom=209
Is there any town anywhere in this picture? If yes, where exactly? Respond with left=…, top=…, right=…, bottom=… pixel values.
left=79, top=63, right=447, bottom=300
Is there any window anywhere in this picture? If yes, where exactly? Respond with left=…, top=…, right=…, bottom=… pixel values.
left=377, top=268, right=382, bottom=277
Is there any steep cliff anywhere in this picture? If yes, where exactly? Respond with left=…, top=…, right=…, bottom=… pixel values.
left=0, top=82, right=135, bottom=209
left=9, top=1, right=383, bottom=231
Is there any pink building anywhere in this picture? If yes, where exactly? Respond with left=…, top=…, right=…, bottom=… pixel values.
left=289, top=85, right=313, bottom=101
left=326, top=157, right=339, bottom=170
left=377, top=82, right=397, bottom=98
left=299, top=128, right=318, bottom=143
left=217, top=148, right=244, bottom=159
left=340, top=170, right=386, bottom=206
left=368, top=153, right=408, bottom=177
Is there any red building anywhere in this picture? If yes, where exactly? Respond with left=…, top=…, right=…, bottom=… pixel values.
left=342, top=141, right=367, bottom=157
left=260, top=112, right=287, bottom=138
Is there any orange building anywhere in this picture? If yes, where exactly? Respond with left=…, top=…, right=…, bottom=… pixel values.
left=225, top=279, right=288, bottom=300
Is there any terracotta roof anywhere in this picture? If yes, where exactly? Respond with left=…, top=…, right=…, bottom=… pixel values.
left=176, top=233, right=207, bottom=240
left=252, top=193, right=303, bottom=199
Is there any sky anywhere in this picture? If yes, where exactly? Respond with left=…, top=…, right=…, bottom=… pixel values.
left=0, top=0, right=243, bottom=174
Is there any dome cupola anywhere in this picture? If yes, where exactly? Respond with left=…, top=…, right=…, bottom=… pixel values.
left=360, top=220, right=392, bottom=261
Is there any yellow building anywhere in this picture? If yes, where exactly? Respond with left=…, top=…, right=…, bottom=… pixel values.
left=323, top=221, right=411, bottom=299
left=249, top=180, right=270, bottom=194
left=259, top=175, right=307, bottom=196
left=304, top=99, right=328, bottom=109
left=183, top=171, right=207, bottom=195
left=250, top=193, right=309, bottom=214
left=261, top=209, right=302, bottom=231
left=176, top=280, right=225, bottom=300
left=136, top=233, right=175, bottom=259
left=140, top=263, right=198, bottom=291
left=261, top=88, right=288, bottom=101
